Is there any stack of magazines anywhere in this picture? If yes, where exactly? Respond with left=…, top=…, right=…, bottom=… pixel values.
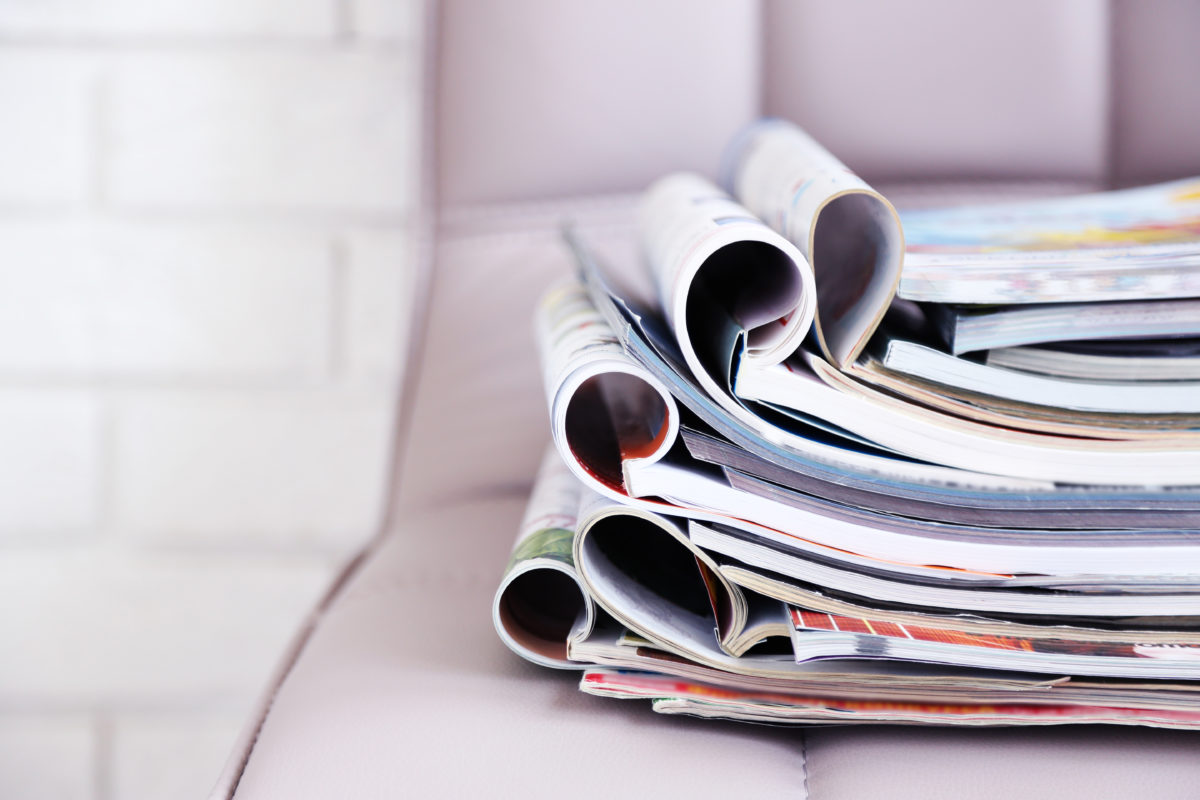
left=491, top=119, right=1200, bottom=728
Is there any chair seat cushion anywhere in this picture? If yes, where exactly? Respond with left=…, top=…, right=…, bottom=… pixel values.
left=225, top=496, right=810, bottom=798
left=224, top=495, right=1200, bottom=799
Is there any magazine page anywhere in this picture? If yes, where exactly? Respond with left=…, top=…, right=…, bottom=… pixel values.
left=492, top=446, right=595, bottom=669
left=701, top=525, right=1200, bottom=619
left=573, top=489, right=789, bottom=658
left=534, top=278, right=680, bottom=497
left=725, top=118, right=904, bottom=367
left=731, top=349, right=1200, bottom=486
left=636, top=172, right=816, bottom=415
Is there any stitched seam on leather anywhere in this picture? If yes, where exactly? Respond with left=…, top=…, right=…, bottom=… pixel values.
left=800, top=732, right=811, bottom=800
left=223, top=546, right=372, bottom=797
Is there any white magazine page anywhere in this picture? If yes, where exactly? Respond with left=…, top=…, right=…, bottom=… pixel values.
left=637, top=173, right=816, bottom=414
left=575, top=491, right=779, bottom=658
left=492, top=446, right=594, bottom=669
left=728, top=119, right=904, bottom=366
left=573, top=489, right=808, bottom=678
left=534, top=279, right=680, bottom=497
left=731, top=349, right=1200, bottom=487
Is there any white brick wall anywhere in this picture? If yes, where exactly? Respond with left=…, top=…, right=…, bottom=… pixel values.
left=0, top=0, right=337, bottom=38
left=0, top=1, right=422, bottom=797
left=344, top=230, right=417, bottom=377
left=0, top=392, right=99, bottom=535
left=0, top=715, right=95, bottom=800
left=0, top=222, right=332, bottom=375
left=351, top=0, right=424, bottom=40
left=108, top=52, right=418, bottom=212
left=113, top=389, right=395, bottom=548
left=0, top=55, right=94, bottom=207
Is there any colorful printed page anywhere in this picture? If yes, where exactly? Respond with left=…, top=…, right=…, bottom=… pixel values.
left=900, top=178, right=1200, bottom=304
left=790, top=608, right=1200, bottom=679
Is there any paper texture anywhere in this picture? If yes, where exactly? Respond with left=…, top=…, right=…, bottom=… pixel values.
left=726, top=118, right=904, bottom=366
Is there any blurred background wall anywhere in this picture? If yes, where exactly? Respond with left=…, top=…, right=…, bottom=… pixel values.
left=0, top=1, right=421, bottom=797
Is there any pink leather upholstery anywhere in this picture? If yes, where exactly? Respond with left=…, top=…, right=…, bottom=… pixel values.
left=1112, top=0, right=1200, bottom=182
left=763, top=0, right=1110, bottom=181
left=213, top=2, right=1200, bottom=796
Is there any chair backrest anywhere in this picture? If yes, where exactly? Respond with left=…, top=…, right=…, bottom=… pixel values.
left=389, top=0, right=1200, bottom=516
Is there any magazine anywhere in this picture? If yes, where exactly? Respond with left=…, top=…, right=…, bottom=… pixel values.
left=723, top=118, right=904, bottom=366
left=899, top=177, right=1200, bottom=305
left=862, top=338, right=1200, bottom=417
left=534, top=279, right=679, bottom=499
left=492, top=446, right=596, bottom=669
left=788, top=608, right=1200, bottom=679
left=638, top=172, right=816, bottom=386
left=731, top=348, right=1200, bottom=486
left=679, top=426, right=1200, bottom=530
left=571, top=625, right=1200, bottom=712
left=930, top=298, right=1200, bottom=355
left=574, top=488, right=791, bottom=658
left=691, top=522, right=1200, bottom=618
left=987, top=344, right=1200, bottom=382
left=581, top=669, right=1200, bottom=729
left=568, top=620, right=1080, bottom=700
left=681, top=424, right=1200, bottom=532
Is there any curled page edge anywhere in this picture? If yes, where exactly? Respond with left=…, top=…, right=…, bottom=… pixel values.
left=638, top=172, right=818, bottom=369
left=574, top=491, right=788, bottom=659
left=535, top=278, right=680, bottom=500
left=492, top=445, right=596, bottom=670
left=728, top=118, right=904, bottom=367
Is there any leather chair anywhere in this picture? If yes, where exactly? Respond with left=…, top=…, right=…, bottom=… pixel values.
left=211, top=2, right=1200, bottom=796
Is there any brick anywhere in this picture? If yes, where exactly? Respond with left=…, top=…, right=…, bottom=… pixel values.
left=0, top=714, right=95, bottom=800
left=343, top=229, right=416, bottom=378
left=0, top=221, right=330, bottom=376
left=0, top=392, right=98, bottom=534
left=0, top=551, right=334, bottom=703
left=113, top=389, right=395, bottom=548
left=108, top=52, right=419, bottom=213
left=0, top=0, right=336, bottom=38
left=351, top=0, right=423, bottom=40
left=112, top=712, right=243, bottom=800
left=0, top=54, right=92, bottom=206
